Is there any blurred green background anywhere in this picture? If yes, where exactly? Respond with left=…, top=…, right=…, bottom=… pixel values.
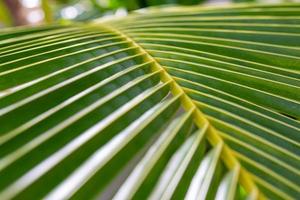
left=0, top=0, right=298, bottom=27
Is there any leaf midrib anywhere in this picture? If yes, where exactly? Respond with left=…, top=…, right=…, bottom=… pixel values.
left=96, top=22, right=263, bottom=199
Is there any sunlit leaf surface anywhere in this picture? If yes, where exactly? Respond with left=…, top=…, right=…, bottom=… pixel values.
left=0, top=3, right=299, bottom=200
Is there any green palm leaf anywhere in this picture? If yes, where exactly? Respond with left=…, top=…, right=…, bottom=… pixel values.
left=0, top=3, right=299, bottom=200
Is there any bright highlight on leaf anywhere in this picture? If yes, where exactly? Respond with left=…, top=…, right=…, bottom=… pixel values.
left=0, top=3, right=299, bottom=200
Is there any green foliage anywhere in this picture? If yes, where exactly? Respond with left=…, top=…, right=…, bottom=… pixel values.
left=42, top=0, right=54, bottom=23
left=0, top=0, right=12, bottom=26
left=0, top=3, right=299, bottom=200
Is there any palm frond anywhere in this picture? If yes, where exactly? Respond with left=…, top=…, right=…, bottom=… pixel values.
left=0, top=3, right=299, bottom=200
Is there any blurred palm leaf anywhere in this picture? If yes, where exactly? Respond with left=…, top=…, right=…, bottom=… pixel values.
left=0, top=0, right=13, bottom=26
left=0, top=3, right=300, bottom=200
